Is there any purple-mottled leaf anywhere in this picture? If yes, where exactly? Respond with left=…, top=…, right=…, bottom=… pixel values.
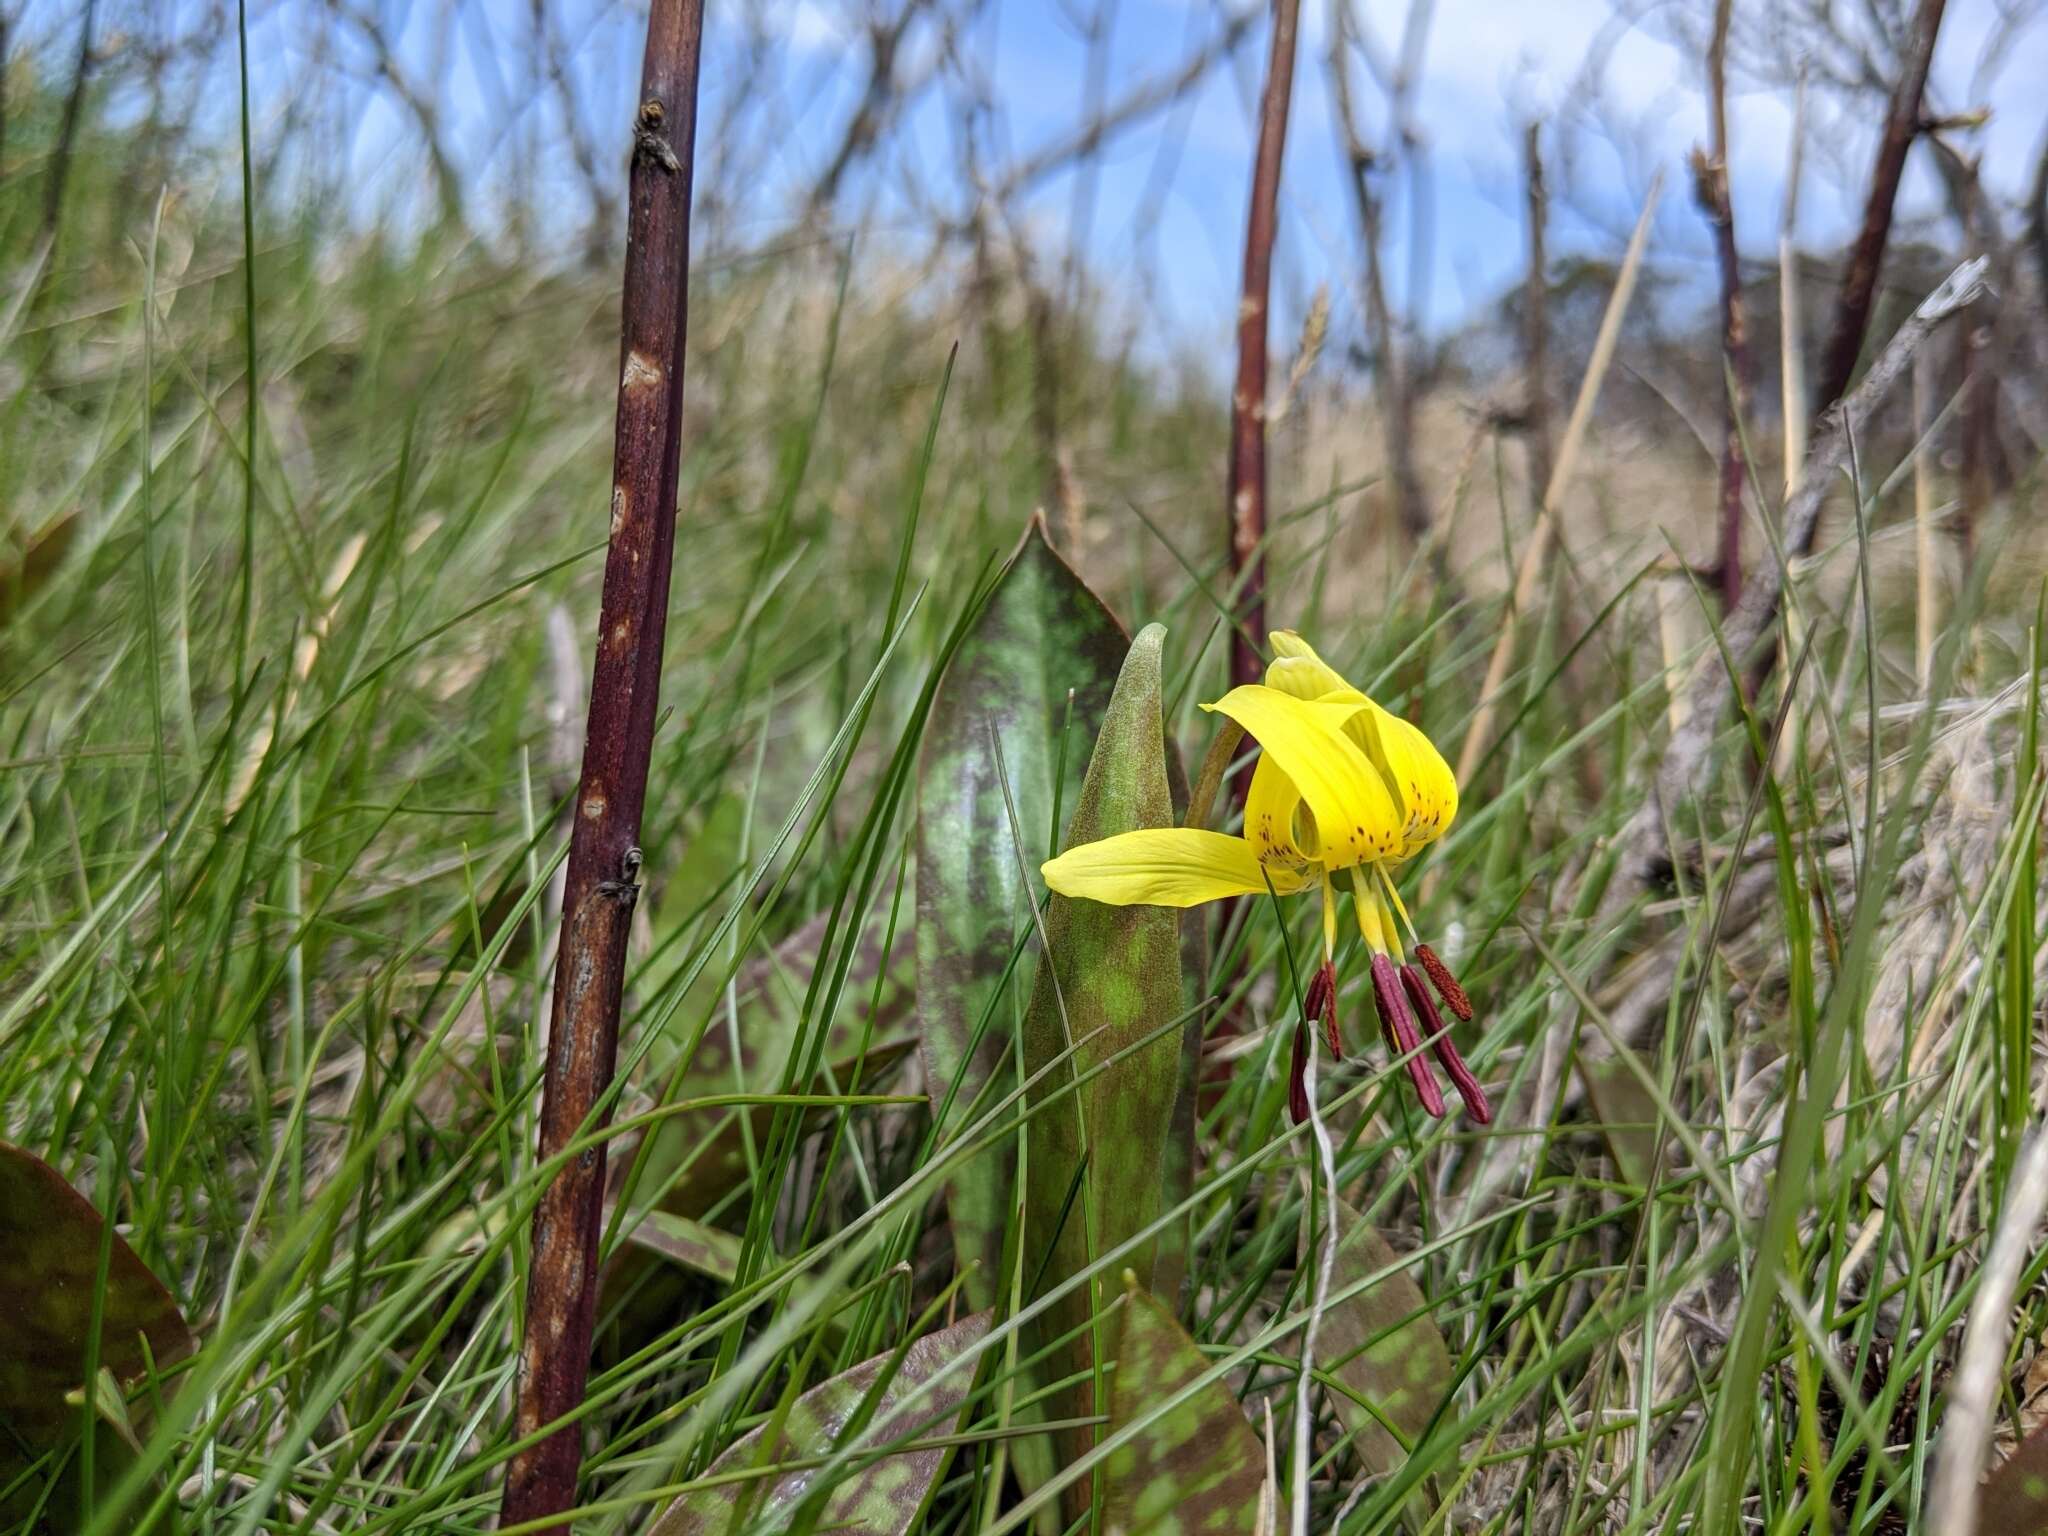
left=0, top=1140, right=195, bottom=1528
left=1978, top=1417, right=2048, bottom=1533
left=613, top=1205, right=741, bottom=1285
left=1101, top=1284, right=1267, bottom=1535
left=633, top=911, right=917, bottom=1217
left=1315, top=1198, right=1452, bottom=1477
left=1579, top=1049, right=1662, bottom=1190
left=646, top=1310, right=990, bottom=1536
left=915, top=516, right=1130, bottom=1319
left=1020, top=625, right=1187, bottom=1524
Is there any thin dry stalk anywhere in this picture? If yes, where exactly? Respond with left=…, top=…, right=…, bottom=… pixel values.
left=1691, top=0, right=1750, bottom=609
left=1780, top=71, right=1808, bottom=496
left=1451, top=175, right=1663, bottom=788
left=499, top=0, right=705, bottom=1528
left=1604, top=258, right=1990, bottom=909
left=1809, top=0, right=1949, bottom=432
left=1914, top=346, right=1938, bottom=689
left=1925, top=1126, right=2048, bottom=1536
left=1227, top=0, right=1301, bottom=690
left=1521, top=121, right=1554, bottom=513
left=1326, top=1, right=1428, bottom=553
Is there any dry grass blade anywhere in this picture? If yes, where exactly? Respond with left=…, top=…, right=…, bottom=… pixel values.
left=1452, top=171, right=1663, bottom=788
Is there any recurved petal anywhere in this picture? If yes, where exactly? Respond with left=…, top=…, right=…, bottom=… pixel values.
left=1202, top=685, right=1403, bottom=868
left=1041, top=828, right=1307, bottom=907
left=1354, top=702, right=1459, bottom=855
left=1264, top=631, right=1365, bottom=703
left=1244, top=751, right=1308, bottom=865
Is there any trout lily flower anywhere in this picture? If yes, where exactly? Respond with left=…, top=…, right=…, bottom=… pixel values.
left=1041, top=631, right=1489, bottom=1125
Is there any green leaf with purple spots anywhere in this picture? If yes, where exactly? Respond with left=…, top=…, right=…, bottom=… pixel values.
left=1019, top=623, right=1187, bottom=1522
left=915, top=515, right=1131, bottom=1319
left=1314, top=1198, right=1452, bottom=1477
left=0, top=1141, right=195, bottom=1521
left=1102, top=1283, right=1268, bottom=1535
left=634, top=911, right=917, bottom=1218
left=646, top=1310, right=990, bottom=1536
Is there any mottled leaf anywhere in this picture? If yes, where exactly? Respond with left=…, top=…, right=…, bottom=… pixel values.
left=0, top=1142, right=194, bottom=1455
left=1102, top=1283, right=1267, bottom=1536
left=1314, top=1198, right=1452, bottom=1476
left=1579, top=1048, right=1662, bottom=1190
left=634, top=911, right=917, bottom=1217
left=647, top=1310, right=990, bottom=1536
left=0, top=1141, right=195, bottom=1529
left=1980, top=1418, right=2048, bottom=1533
left=0, top=512, right=78, bottom=625
left=1021, top=624, right=1186, bottom=1517
left=915, top=515, right=1128, bottom=1316
left=615, top=1205, right=741, bottom=1285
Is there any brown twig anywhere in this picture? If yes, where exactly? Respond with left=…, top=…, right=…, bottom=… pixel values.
left=1808, top=0, right=1948, bottom=439
left=42, top=0, right=100, bottom=245
left=807, top=0, right=938, bottom=218
left=994, top=6, right=1258, bottom=206
left=1691, top=0, right=1750, bottom=609
left=1326, top=1, right=1428, bottom=554
left=498, top=0, right=704, bottom=1529
left=1521, top=120, right=1554, bottom=518
left=1605, top=259, right=1989, bottom=910
left=1227, top=0, right=1300, bottom=692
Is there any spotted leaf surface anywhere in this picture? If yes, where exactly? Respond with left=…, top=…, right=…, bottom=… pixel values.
left=1315, top=1198, right=1452, bottom=1476
left=1020, top=624, right=1187, bottom=1520
left=634, top=910, right=917, bottom=1217
left=1102, top=1284, right=1266, bottom=1536
left=0, top=1139, right=195, bottom=1526
left=915, top=516, right=1129, bottom=1317
left=646, top=1310, right=990, bottom=1536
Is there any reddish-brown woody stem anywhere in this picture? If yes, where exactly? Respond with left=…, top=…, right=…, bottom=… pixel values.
left=1226, top=0, right=1300, bottom=691
left=499, top=1, right=704, bottom=1529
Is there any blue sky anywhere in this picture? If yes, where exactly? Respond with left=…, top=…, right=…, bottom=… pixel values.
left=39, top=0, right=2048, bottom=341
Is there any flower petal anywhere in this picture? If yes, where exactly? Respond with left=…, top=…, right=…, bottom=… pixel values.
left=1201, top=685, right=1403, bottom=869
left=1243, top=751, right=1309, bottom=865
left=1354, top=702, right=1459, bottom=854
left=1041, top=828, right=1306, bottom=907
left=1264, top=631, right=1364, bottom=703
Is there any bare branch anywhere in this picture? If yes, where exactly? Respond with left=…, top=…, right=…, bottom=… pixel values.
left=1809, top=0, right=1948, bottom=439
left=994, top=5, right=1258, bottom=204
left=1691, top=0, right=1752, bottom=608
left=1228, top=0, right=1300, bottom=691
left=1607, top=259, right=1990, bottom=908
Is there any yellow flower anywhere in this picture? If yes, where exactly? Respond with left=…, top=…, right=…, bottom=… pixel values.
left=1041, top=632, right=1488, bottom=1123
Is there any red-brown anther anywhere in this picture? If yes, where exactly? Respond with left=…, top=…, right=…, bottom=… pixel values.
left=1414, top=942, right=1473, bottom=1022
left=1402, top=964, right=1491, bottom=1125
left=1305, top=959, right=1341, bottom=1058
left=1370, top=953, right=1445, bottom=1117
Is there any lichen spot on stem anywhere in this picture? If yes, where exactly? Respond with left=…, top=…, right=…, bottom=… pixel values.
left=581, top=792, right=606, bottom=822
left=621, top=351, right=662, bottom=392
left=610, top=486, right=627, bottom=537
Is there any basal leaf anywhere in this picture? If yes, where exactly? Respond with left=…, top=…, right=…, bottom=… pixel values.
left=634, top=911, right=916, bottom=1218
left=915, top=514, right=1128, bottom=1316
left=0, top=1141, right=195, bottom=1525
left=646, top=1310, right=990, bottom=1536
left=0, top=1142, right=195, bottom=1454
left=1315, top=1198, right=1452, bottom=1477
left=615, top=1206, right=742, bottom=1285
left=1020, top=623, right=1185, bottom=1515
left=1102, top=1283, right=1267, bottom=1536
left=1579, top=1049, right=1662, bottom=1190
left=1979, top=1418, right=2048, bottom=1533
